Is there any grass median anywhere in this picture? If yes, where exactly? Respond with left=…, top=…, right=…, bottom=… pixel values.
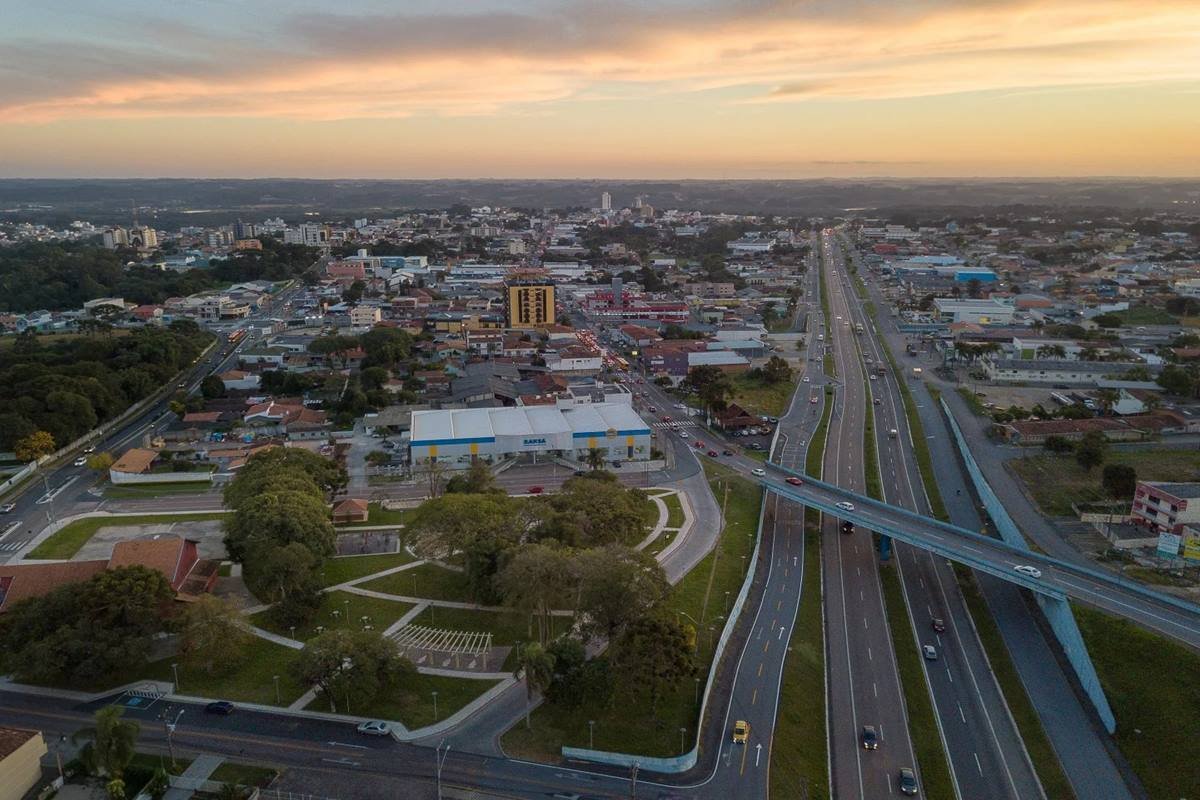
left=878, top=562, right=955, bottom=800
left=26, top=511, right=228, bottom=560
left=955, top=570, right=1075, bottom=799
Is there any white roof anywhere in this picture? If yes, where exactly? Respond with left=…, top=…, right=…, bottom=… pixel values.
left=688, top=351, right=750, bottom=366
left=411, top=402, right=647, bottom=445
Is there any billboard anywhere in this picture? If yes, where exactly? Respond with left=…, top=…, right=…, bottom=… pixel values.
left=1182, top=535, right=1200, bottom=564
left=1156, top=531, right=1182, bottom=559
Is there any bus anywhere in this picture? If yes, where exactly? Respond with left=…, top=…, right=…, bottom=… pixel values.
left=855, top=323, right=865, bottom=335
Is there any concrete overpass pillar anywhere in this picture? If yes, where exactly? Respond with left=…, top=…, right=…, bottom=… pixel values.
left=1036, top=594, right=1117, bottom=733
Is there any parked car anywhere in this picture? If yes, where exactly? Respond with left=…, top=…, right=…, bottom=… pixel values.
left=356, top=720, right=392, bottom=736
left=83, top=445, right=96, bottom=454
left=786, top=477, right=803, bottom=486
left=205, top=701, right=235, bottom=715
left=922, top=645, right=938, bottom=661
left=1014, top=565, right=1042, bottom=579
left=931, top=618, right=946, bottom=633
left=732, top=720, right=750, bottom=744
left=898, top=767, right=919, bottom=796
left=527, top=486, right=544, bottom=494
left=0, top=503, right=15, bottom=514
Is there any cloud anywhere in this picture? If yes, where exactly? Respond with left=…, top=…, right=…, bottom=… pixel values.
left=0, top=0, right=1197, bottom=122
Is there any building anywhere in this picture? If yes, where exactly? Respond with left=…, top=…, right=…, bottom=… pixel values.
left=332, top=498, right=370, bottom=525
left=349, top=306, right=382, bottom=326
left=982, top=358, right=1155, bottom=386
left=0, top=727, right=46, bottom=800
left=409, top=403, right=651, bottom=465
left=505, top=278, right=556, bottom=328
left=601, top=191, right=612, bottom=211
left=108, top=448, right=215, bottom=486
left=284, top=223, right=330, bottom=247
left=933, top=298, right=1016, bottom=325
left=1131, top=481, right=1200, bottom=535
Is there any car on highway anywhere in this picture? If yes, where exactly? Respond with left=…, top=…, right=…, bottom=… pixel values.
left=874, top=398, right=882, bottom=405
left=931, top=618, right=946, bottom=633
left=1014, top=565, right=1042, bottom=579
left=679, top=431, right=689, bottom=439
left=732, top=720, right=750, bottom=744
left=861, top=725, right=879, bottom=750
left=0, top=503, right=14, bottom=514
left=673, top=403, right=686, bottom=410
left=810, top=396, right=819, bottom=404
left=840, top=520, right=854, bottom=534
left=802, top=376, right=810, bottom=382
left=73, top=457, right=87, bottom=467
left=707, top=450, right=718, bottom=457
left=356, top=720, right=392, bottom=736
left=648, top=406, right=657, bottom=412
left=786, top=477, right=803, bottom=486
left=922, top=645, right=938, bottom=661
left=527, top=486, right=544, bottom=494
left=722, top=450, right=733, bottom=456
left=898, top=767, right=919, bottom=796
left=83, top=445, right=96, bottom=454
left=204, top=701, right=235, bottom=715
left=751, top=468, right=766, bottom=477
left=835, top=501, right=855, bottom=512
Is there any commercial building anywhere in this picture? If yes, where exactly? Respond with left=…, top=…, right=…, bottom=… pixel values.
left=0, top=728, right=46, bottom=800
left=505, top=278, right=556, bottom=328
left=933, top=298, right=1015, bottom=325
left=981, top=358, right=1154, bottom=386
left=1131, top=481, right=1200, bottom=535
left=409, top=403, right=651, bottom=465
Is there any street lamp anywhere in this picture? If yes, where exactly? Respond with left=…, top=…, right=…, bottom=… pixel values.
left=694, top=677, right=701, bottom=706
left=435, top=739, right=451, bottom=800
left=273, top=675, right=280, bottom=705
left=160, top=707, right=185, bottom=766
left=432, top=690, right=439, bottom=722
left=679, top=726, right=687, bottom=754
left=289, top=625, right=296, bottom=641
left=588, top=720, right=595, bottom=750
left=170, top=662, right=180, bottom=690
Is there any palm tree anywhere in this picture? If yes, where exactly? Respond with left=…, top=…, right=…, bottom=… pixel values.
left=1095, top=388, right=1120, bottom=416
left=584, top=448, right=606, bottom=471
left=513, top=642, right=556, bottom=729
left=73, top=707, right=139, bottom=779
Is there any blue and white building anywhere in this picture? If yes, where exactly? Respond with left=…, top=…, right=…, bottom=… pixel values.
left=409, top=403, right=652, bottom=465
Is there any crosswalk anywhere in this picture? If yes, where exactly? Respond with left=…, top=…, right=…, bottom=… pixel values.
left=0, top=540, right=29, bottom=552
left=652, top=420, right=697, bottom=429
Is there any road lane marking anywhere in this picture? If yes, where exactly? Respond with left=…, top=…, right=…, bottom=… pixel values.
left=740, top=742, right=748, bottom=775
left=873, top=682, right=878, bottom=697
left=868, top=647, right=873, bottom=661
left=958, top=703, right=966, bottom=723
left=752, top=688, right=758, bottom=705
left=763, top=641, right=770, bottom=654
left=758, top=663, right=763, bottom=677
left=778, top=626, right=786, bottom=640
left=946, top=665, right=954, bottom=683
left=974, top=752, right=983, bottom=775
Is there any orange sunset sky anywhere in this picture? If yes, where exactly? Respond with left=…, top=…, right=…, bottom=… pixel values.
left=1, top=0, right=1198, bottom=178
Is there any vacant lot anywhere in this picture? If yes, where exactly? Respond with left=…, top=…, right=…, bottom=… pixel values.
left=1009, top=449, right=1200, bottom=517
left=26, top=512, right=227, bottom=560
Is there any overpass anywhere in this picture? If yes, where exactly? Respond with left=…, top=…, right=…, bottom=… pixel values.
left=760, top=458, right=1200, bottom=732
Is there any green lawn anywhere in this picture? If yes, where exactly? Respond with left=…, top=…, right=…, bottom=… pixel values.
left=250, top=590, right=413, bottom=641
left=956, top=570, right=1075, bottom=799
left=305, top=673, right=500, bottom=729
left=864, top=380, right=882, bottom=500
left=103, top=481, right=216, bottom=499
left=140, top=637, right=307, bottom=706
left=25, top=512, right=228, bottom=560
left=1076, top=605, right=1200, bottom=799
left=646, top=529, right=678, bottom=557
left=403, top=604, right=565, bottom=647
left=878, top=562, right=955, bottom=800
left=334, top=502, right=411, bottom=528
left=209, top=762, right=279, bottom=788
left=955, top=386, right=989, bottom=416
left=731, top=374, right=796, bottom=417
left=1114, top=306, right=1178, bottom=326
left=663, top=492, right=685, bottom=529
left=362, top=562, right=473, bottom=602
left=502, top=461, right=762, bottom=760
left=319, top=551, right=415, bottom=587
left=0, top=330, right=131, bottom=349
left=1010, top=449, right=1200, bottom=517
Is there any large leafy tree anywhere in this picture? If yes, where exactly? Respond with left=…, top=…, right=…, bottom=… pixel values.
left=612, top=615, right=695, bottom=715
left=73, top=707, right=139, bottom=779
left=292, top=629, right=415, bottom=713
left=495, top=542, right=575, bottom=645
left=537, top=473, right=650, bottom=548
left=13, top=430, right=55, bottom=462
left=575, top=545, right=668, bottom=640
left=1074, top=430, right=1108, bottom=472
left=176, top=595, right=252, bottom=675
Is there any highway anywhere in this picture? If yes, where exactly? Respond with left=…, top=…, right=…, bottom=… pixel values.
left=823, top=232, right=1041, bottom=799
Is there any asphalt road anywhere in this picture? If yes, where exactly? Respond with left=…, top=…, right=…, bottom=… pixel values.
left=826, top=233, right=1042, bottom=799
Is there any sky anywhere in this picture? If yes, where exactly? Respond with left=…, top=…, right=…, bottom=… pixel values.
left=1, top=0, right=1198, bottom=178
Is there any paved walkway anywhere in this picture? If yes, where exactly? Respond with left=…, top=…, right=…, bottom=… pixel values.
left=163, top=754, right=224, bottom=799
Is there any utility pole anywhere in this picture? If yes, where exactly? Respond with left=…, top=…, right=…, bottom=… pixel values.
left=435, top=739, right=451, bottom=800
left=629, top=762, right=639, bottom=799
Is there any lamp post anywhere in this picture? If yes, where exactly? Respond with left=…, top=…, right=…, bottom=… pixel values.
left=160, top=707, right=185, bottom=767
left=588, top=720, right=595, bottom=750
left=170, top=662, right=180, bottom=690
left=694, top=677, right=701, bottom=706
left=432, top=690, right=439, bottom=722
left=273, top=675, right=280, bottom=705
left=679, top=727, right=687, bottom=754
left=435, top=739, right=451, bottom=800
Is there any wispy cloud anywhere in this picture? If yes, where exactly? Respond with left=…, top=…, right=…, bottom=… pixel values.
left=1, top=0, right=1197, bottom=122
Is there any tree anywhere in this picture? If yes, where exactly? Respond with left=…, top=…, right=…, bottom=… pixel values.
left=73, top=707, right=139, bottom=779
left=1158, top=364, right=1198, bottom=397
left=761, top=355, right=793, bottom=385
left=1035, top=344, right=1066, bottom=359
left=444, top=460, right=500, bottom=494
left=1094, top=388, right=1120, bottom=416
left=176, top=595, right=251, bottom=675
left=682, top=365, right=732, bottom=420
left=1102, top=463, right=1137, bottom=499
left=1043, top=435, right=1073, bottom=453
left=512, top=642, right=556, bottom=729
left=200, top=374, right=226, bottom=399
left=544, top=638, right=613, bottom=709
left=1074, top=431, right=1108, bottom=472
left=575, top=545, right=668, bottom=640
left=537, top=475, right=650, bottom=548
left=87, top=451, right=115, bottom=472
left=342, top=280, right=366, bottom=303
left=611, top=615, right=694, bottom=715
left=584, top=448, right=606, bottom=471
left=244, top=541, right=323, bottom=623
left=224, top=490, right=335, bottom=563
left=365, top=450, right=392, bottom=466
left=496, top=543, right=575, bottom=645
left=292, top=629, right=415, bottom=713
left=14, top=430, right=55, bottom=463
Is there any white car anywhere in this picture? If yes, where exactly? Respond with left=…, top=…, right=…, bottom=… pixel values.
left=679, top=431, right=690, bottom=439
left=802, top=376, right=810, bottom=382
left=836, top=501, right=855, bottom=512
left=922, top=645, right=938, bottom=661
left=1014, top=565, right=1042, bottom=579
left=356, top=720, right=392, bottom=736
left=73, top=457, right=87, bottom=467
left=751, top=468, right=766, bottom=477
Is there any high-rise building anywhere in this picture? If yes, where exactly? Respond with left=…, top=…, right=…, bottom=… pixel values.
left=634, top=194, right=645, bottom=209
left=601, top=191, right=612, bottom=211
left=102, top=227, right=128, bottom=249
left=505, top=277, right=556, bottom=328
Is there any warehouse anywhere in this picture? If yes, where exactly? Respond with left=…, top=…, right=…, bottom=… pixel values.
left=409, top=403, right=652, bottom=465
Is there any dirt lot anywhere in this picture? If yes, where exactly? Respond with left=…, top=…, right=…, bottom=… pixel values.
left=75, top=519, right=227, bottom=561
left=971, top=385, right=1062, bottom=410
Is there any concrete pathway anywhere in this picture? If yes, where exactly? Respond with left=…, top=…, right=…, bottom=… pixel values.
left=164, top=754, right=224, bottom=799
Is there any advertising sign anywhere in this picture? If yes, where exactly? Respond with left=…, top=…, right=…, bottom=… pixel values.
left=1156, top=531, right=1182, bottom=559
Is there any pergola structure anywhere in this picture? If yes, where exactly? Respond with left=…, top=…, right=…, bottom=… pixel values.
left=390, top=624, right=495, bottom=671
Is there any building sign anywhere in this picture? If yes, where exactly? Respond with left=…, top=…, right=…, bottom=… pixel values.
left=522, top=438, right=547, bottom=447
left=1156, top=531, right=1182, bottom=559
left=1182, top=535, right=1200, bottom=563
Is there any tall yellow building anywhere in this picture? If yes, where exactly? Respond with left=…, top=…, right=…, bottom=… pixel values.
left=505, top=278, right=555, bottom=328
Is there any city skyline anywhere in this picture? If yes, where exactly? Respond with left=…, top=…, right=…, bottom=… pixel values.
left=1, top=0, right=1198, bottom=178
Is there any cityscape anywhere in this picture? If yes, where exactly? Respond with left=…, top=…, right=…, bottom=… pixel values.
left=1, top=3, right=1200, bottom=800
